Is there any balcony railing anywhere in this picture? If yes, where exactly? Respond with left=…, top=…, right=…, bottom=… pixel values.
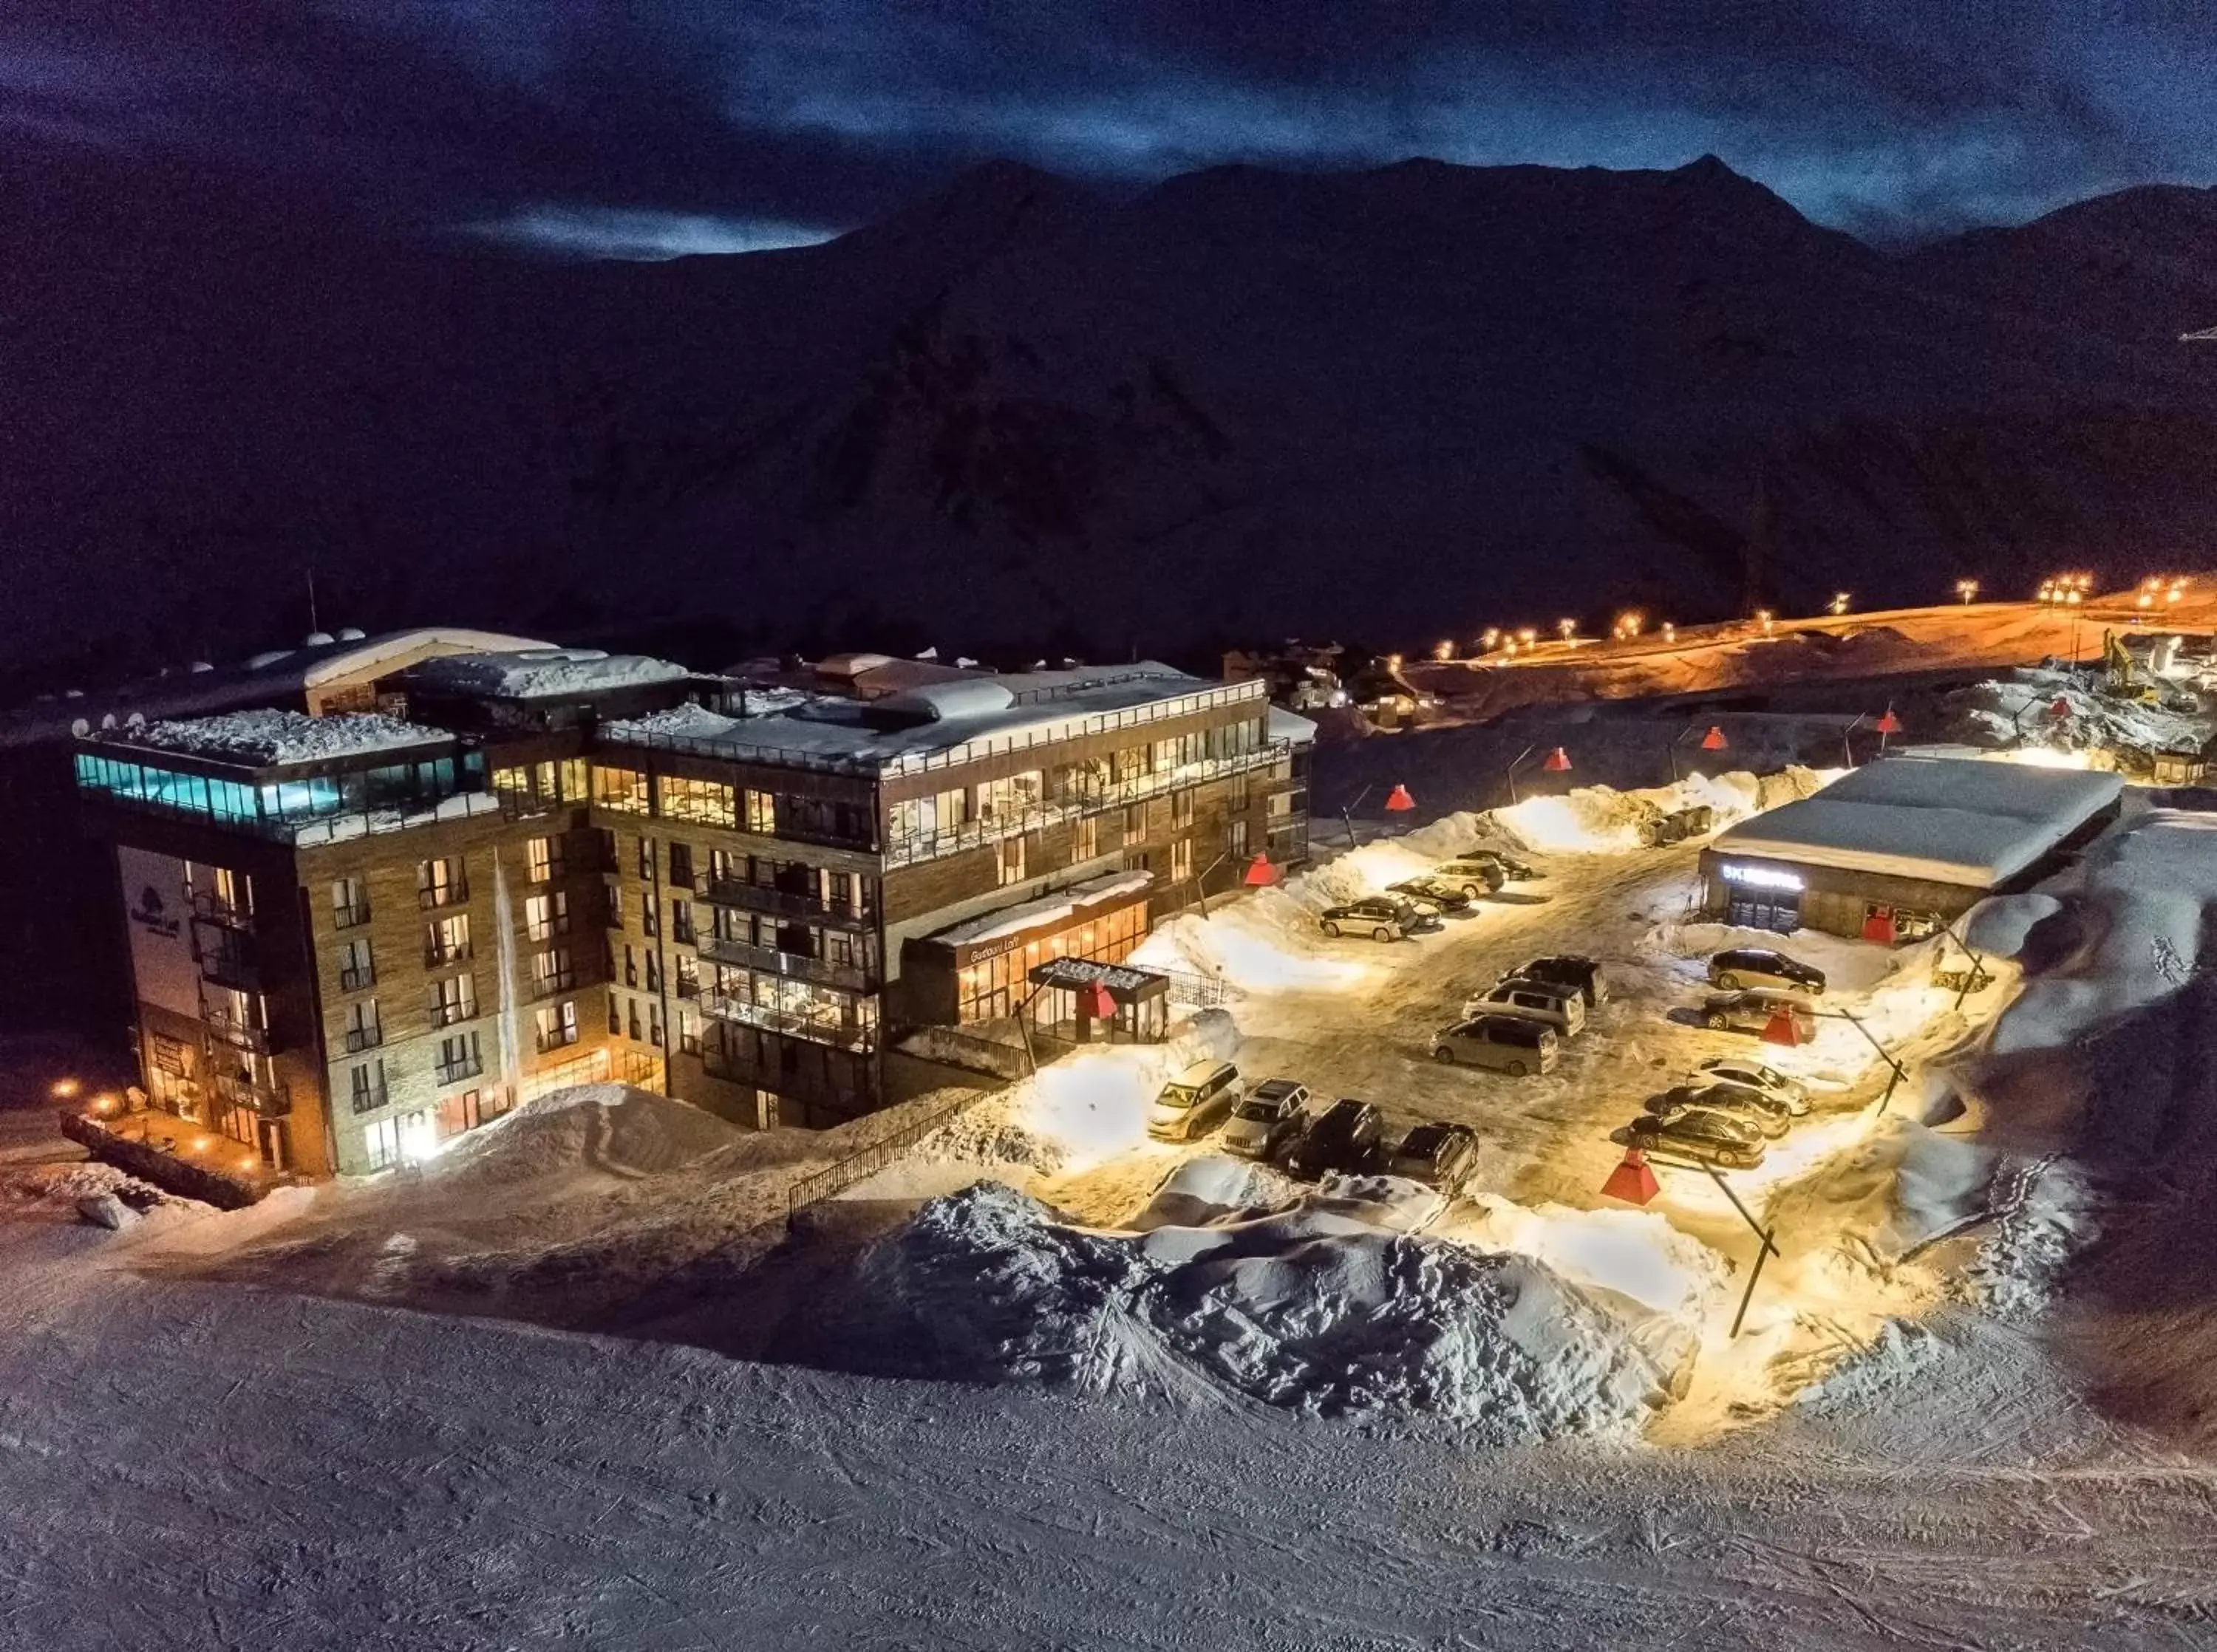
left=349, top=1083, right=391, bottom=1115
left=424, top=941, right=473, bottom=968
left=428, top=1000, right=477, bottom=1030
left=882, top=740, right=1293, bottom=870
left=418, top=880, right=469, bottom=911
left=338, top=964, right=375, bottom=993
left=524, top=915, right=572, bottom=942
left=202, top=1004, right=273, bottom=1053
left=214, top=1073, right=291, bottom=1119
left=699, top=878, right=876, bottom=931
left=197, top=949, right=259, bottom=991
left=531, top=970, right=577, bottom=1000
left=333, top=903, right=372, bottom=930
left=675, top=975, right=701, bottom=1000
left=698, top=933, right=874, bottom=994
left=190, top=889, right=252, bottom=926
left=699, top=992, right=876, bottom=1052
left=535, top=1025, right=580, bottom=1054
left=344, top=1024, right=384, bottom=1054
left=436, top=1054, right=485, bottom=1085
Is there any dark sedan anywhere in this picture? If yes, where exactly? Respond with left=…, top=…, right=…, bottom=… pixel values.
left=1284, top=1098, right=1385, bottom=1181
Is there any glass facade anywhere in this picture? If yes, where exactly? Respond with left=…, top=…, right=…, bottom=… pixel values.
left=956, top=898, right=1147, bottom=1023
left=75, top=749, right=483, bottom=835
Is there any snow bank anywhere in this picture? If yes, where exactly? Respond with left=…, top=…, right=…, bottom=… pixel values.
left=1492, top=768, right=1825, bottom=855
left=408, top=648, right=689, bottom=700
left=420, top=1085, right=743, bottom=1190
left=128, top=709, right=449, bottom=765
left=1128, top=1156, right=1298, bottom=1231
left=1004, top=1011, right=1243, bottom=1173
left=1941, top=665, right=2208, bottom=764
left=1451, top=1194, right=1729, bottom=1322
left=851, top=1182, right=1683, bottom=1437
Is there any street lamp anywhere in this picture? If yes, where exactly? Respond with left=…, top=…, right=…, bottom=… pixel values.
left=1955, top=579, right=1979, bottom=604
left=1828, top=591, right=1852, bottom=616
left=1754, top=609, right=1774, bottom=636
left=1557, top=618, right=1576, bottom=641
left=1616, top=610, right=1644, bottom=640
left=1433, top=639, right=1454, bottom=661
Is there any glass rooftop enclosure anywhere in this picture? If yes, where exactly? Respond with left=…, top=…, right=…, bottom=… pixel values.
left=75, top=735, right=494, bottom=844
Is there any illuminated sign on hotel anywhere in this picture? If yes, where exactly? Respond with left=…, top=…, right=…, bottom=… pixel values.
left=1720, top=864, right=1804, bottom=892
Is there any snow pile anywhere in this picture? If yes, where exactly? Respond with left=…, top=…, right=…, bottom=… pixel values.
left=409, top=648, right=689, bottom=700
left=602, top=703, right=746, bottom=745
left=1451, top=1194, right=1729, bottom=1322
left=1941, top=666, right=2209, bottom=763
left=420, top=1085, right=743, bottom=1190
left=1655, top=921, right=1911, bottom=994
left=1491, top=768, right=1825, bottom=855
left=1962, top=1156, right=2095, bottom=1319
left=852, top=1181, right=1685, bottom=1436
left=7, top=1160, right=192, bottom=1213
left=1131, top=892, right=1375, bottom=991
left=1128, top=1156, right=1298, bottom=1231
left=127, top=709, right=449, bottom=765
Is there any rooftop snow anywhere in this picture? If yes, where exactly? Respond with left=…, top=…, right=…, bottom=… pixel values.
left=1712, top=756, right=2121, bottom=887
left=116, top=709, right=454, bottom=768
left=405, top=648, right=689, bottom=701
left=928, top=871, right=1154, bottom=947
left=601, top=663, right=1292, bottom=772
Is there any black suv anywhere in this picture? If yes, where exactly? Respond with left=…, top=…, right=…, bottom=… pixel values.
left=1284, top=1098, right=1385, bottom=1181
left=1502, top=954, right=1607, bottom=1006
left=1383, top=1122, right=1478, bottom=1190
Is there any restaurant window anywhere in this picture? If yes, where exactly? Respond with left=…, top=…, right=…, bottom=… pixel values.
left=591, top=765, right=650, bottom=814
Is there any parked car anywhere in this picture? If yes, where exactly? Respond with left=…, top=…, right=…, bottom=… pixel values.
left=1463, top=977, right=1587, bottom=1037
left=1700, top=988, right=1818, bottom=1041
left=1644, top=1083, right=1791, bottom=1138
left=1695, top=1057, right=1811, bottom=1114
left=1454, top=847, right=1539, bottom=881
left=1432, top=1015, right=1559, bottom=1076
left=1386, top=876, right=1478, bottom=915
left=1383, top=1122, right=1479, bottom=1191
left=1222, top=1079, right=1311, bottom=1160
left=1646, top=805, right=1715, bottom=847
left=1319, top=897, right=1440, bottom=941
left=1612, top=1107, right=1768, bottom=1170
left=1145, top=1060, right=1245, bottom=1141
left=1502, top=954, right=1607, bottom=1007
left=1430, top=859, right=1509, bottom=898
left=1708, top=947, right=1826, bottom=996
left=1284, top=1098, right=1385, bottom=1181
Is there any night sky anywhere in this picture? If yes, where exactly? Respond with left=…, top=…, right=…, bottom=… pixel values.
left=6, top=2, right=2216, bottom=255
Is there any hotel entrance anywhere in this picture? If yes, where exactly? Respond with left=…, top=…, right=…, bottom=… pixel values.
left=1025, top=956, right=1171, bottom=1045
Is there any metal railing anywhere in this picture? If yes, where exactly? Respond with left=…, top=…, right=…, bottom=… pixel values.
left=697, top=934, right=874, bottom=994
left=333, top=903, right=372, bottom=930
left=698, top=878, right=876, bottom=930
left=428, top=1000, right=477, bottom=1029
left=424, top=941, right=473, bottom=968
left=881, top=740, right=1293, bottom=869
left=418, top=881, right=469, bottom=911
left=202, top=1004, right=272, bottom=1053
left=197, top=949, right=259, bottom=991
left=337, top=964, right=375, bottom=993
left=214, top=1073, right=291, bottom=1119
left=189, top=889, right=253, bottom=926
left=436, top=1055, right=485, bottom=1085
left=344, top=1024, right=383, bottom=1054
left=784, top=1088, right=991, bottom=1227
left=348, top=1082, right=391, bottom=1115
left=535, top=1026, right=580, bottom=1054
left=530, top=969, right=577, bottom=999
left=699, top=993, right=876, bottom=1051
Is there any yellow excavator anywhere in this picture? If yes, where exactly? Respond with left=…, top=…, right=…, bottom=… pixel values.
left=2102, top=629, right=2165, bottom=705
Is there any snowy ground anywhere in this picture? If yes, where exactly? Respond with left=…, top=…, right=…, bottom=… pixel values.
left=12, top=768, right=2217, bottom=1645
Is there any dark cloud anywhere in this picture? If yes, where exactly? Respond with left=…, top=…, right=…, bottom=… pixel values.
left=4, top=0, right=2216, bottom=248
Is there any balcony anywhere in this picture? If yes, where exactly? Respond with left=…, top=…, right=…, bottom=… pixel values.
left=424, top=941, right=473, bottom=969
left=214, top=1073, right=291, bottom=1119
left=436, top=1054, right=486, bottom=1085
left=197, top=949, right=260, bottom=992
left=700, top=877, right=875, bottom=932
left=349, top=1083, right=392, bottom=1115
left=190, top=889, right=252, bottom=927
left=428, top=1000, right=477, bottom=1031
left=700, top=992, right=876, bottom=1052
left=418, top=880, right=469, bottom=911
left=333, top=902, right=372, bottom=930
left=697, top=933, right=874, bottom=993
left=338, top=963, right=375, bottom=993
left=344, top=1023, right=384, bottom=1054
left=524, top=915, right=572, bottom=943
left=202, top=1004, right=273, bottom=1053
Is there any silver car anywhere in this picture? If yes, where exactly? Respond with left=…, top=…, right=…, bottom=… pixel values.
left=1146, top=1060, right=1245, bottom=1141
left=1695, top=1057, right=1811, bottom=1115
left=1433, top=1015, right=1559, bottom=1076
left=1462, top=977, right=1587, bottom=1038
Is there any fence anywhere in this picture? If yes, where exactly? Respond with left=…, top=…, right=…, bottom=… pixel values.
left=1159, top=968, right=1242, bottom=1008
left=783, top=1086, right=992, bottom=1227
